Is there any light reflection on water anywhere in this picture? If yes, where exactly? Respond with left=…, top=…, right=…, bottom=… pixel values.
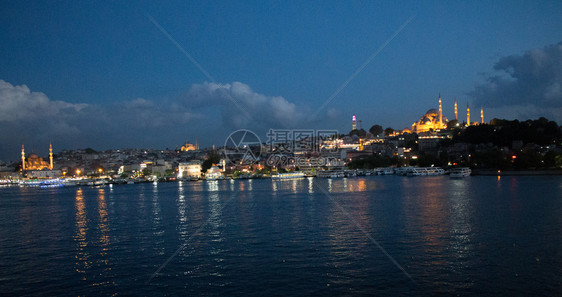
left=1, top=176, right=561, bottom=296
left=152, top=183, right=164, bottom=257
left=448, top=178, right=474, bottom=286
left=73, top=188, right=89, bottom=278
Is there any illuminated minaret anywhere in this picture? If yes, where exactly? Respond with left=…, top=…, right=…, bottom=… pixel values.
left=438, top=93, right=443, bottom=128
left=454, top=98, right=458, bottom=121
left=49, top=142, right=53, bottom=170
left=352, top=114, right=357, bottom=130
left=21, top=145, right=26, bottom=171
left=466, top=103, right=471, bottom=126
left=480, top=106, right=484, bottom=124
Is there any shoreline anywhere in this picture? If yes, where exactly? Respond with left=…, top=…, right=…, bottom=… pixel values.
left=473, top=169, right=562, bottom=176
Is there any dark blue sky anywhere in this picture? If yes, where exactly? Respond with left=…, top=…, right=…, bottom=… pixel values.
left=1, top=1, right=562, bottom=160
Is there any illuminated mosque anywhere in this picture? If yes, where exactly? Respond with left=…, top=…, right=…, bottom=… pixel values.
left=180, top=139, right=199, bottom=152
left=408, top=95, right=484, bottom=133
left=21, top=143, right=54, bottom=171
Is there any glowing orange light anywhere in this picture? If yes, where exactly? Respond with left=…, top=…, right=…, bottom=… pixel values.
left=512, top=155, right=517, bottom=159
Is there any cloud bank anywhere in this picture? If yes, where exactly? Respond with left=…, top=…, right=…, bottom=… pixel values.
left=470, top=41, right=562, bottom=122
left=180, top=82, right=309, bottom=129
left=0, top=80, right=323, bottom=161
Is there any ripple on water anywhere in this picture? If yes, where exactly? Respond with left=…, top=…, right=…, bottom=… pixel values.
left=0, top=177, right=561, bottom=295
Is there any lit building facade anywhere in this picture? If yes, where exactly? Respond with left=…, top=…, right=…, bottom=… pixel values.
left=178, top=161, right=202, bottom=179
left=205, top=166, right=223, bottom=179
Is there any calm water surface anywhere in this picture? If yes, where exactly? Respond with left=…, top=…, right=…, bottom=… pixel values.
left=1, top=176, right=561, bottom=296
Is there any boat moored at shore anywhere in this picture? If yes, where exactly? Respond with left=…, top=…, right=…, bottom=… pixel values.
left=271, top=172, right=305, bottom=180
left=449, top=167, right=472, bottom=178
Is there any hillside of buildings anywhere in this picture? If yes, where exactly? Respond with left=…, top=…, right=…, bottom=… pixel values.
left=1, top=117, right=561, bottom=181
left=348, top=117, right=562, bottom=171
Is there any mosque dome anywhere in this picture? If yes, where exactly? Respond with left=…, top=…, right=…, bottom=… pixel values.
left=425, top=109, right=439, bottom=115
left=411, top=107, right=448, bottom=133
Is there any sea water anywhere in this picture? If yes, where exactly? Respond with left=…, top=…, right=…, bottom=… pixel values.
left=1, top=176, right=561, bottom=296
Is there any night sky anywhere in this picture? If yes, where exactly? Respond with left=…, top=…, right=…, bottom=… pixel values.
left=1, top=1, right=562, bottom=160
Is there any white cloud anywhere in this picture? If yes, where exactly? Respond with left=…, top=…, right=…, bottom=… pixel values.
left=0, top=79, right=331, bottom=160
left=0, top=80, right=87, bottom=123
left=180, top=81, right=309, bottom=129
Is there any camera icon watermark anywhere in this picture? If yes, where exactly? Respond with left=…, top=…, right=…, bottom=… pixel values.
left=223, top=128, right=341, bottom=167
left=223, top=129, right=262, bottom=165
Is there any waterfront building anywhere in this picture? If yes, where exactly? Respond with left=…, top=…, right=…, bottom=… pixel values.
left=205, top=166, right=223, bottom=180
left=178, top=160, right=202, bottom=179
left=26, top=169, right=61, bottom=179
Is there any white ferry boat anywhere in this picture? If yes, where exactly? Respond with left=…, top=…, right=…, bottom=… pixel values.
left=405, top=167, right=446, bottom=177
left=449, top=167, right=472, bottom=178
left=426, top=167, right=446, bottom=176
left=271, top=172, right=305, bottom=180
left=407, top=167, right=428, bottom=176
left=395, top=167, right=415, bottom=176
left=375, top=168, right=394, bottom=175
left=316, top=170, right=345, bottom=178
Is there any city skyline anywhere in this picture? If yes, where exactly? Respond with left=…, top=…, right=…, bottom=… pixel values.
left=1, top=1, right=562, bottom=160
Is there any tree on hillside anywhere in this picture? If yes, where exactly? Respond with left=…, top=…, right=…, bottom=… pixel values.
left=446, top=119, right=460, bottom=130
left=384, top=127, right=394, bottom=136
left=369, top=125, right=383, bottom=137
left=349, top=129, right=367, bottom=138
left=85, top=148, right=96, bottom=154
left=202, top=150, right=221, bottom=173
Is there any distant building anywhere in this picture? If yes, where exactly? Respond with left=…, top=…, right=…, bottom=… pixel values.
left=178, top=161, right=202, bottom=179
left=27, top=169, right=62, bottom=179
left=180, top=139, right=199, bottom=152
left=21, top=143, right=54, bottom=171
left=205, top=166, right=222, bottom=179
left=411, top=108, right=449, bottom=133
left=410, top=94, right=483, bottom=133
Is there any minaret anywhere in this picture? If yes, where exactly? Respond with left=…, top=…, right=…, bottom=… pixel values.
left=454, top=98, right=458, bottom=121
left=352, top=114, right=357, bottom=130
left=21, top=144, right=26, bottom=171
left=480, top=106, right=484, bottom=124
left=466, top=103, right=470, bottom=126
left=49, top=142, right=53, bottom=170
left=438, top=93, right=443, bottom=129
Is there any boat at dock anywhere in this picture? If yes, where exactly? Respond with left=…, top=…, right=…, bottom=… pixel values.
left=405, top=167, right=446, bottom=177
left=316, top=170, right=345, bottom=178
left=271, top=172, right=305, bottom=180
left=449, top=167, right=472, bottom=178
